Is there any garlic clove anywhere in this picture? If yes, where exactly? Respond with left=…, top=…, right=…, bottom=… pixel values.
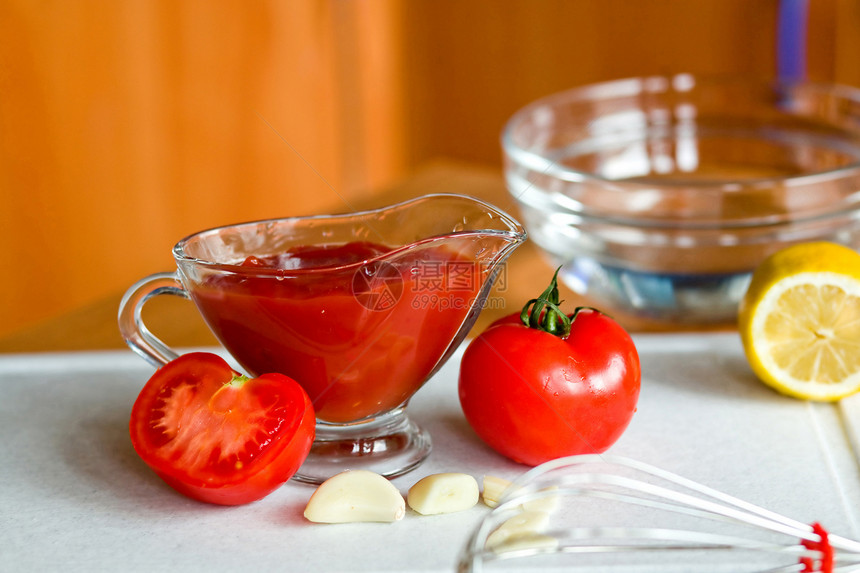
left=303, top=470, right=405, bottom=523
left=481, top=475, right=514, bottom=508
left=407, top=472, right=479, bottom=515
left=486, top=509, right=556, bottom=553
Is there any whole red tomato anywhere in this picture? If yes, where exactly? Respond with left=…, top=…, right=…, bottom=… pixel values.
left=458, top=270, right=640, bottom=466
left=129, top=352, right=315, bottom=505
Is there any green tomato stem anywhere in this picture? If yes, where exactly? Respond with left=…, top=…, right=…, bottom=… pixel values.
left=519, top=267, right=572, bottom=337
left=229, top=372, right=249, bottom=387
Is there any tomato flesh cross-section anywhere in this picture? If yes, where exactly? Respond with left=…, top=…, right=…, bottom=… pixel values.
left=130, top=352, right=315, bottom=505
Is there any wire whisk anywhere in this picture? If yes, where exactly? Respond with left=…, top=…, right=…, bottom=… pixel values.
left=458, top=455, right=860, bottom=572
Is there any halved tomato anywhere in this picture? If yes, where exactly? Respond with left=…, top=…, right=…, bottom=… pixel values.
left=129, top=352, right=315, bottom=505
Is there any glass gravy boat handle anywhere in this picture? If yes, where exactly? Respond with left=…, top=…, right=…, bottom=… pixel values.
left=117, top=272, right=186, bottom=367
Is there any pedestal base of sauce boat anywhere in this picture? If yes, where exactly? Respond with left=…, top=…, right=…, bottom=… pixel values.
left=291, top=408, right=431, bottom=485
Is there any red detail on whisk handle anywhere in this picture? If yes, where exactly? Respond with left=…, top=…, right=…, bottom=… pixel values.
left=800, top=522, right=834, bottom=573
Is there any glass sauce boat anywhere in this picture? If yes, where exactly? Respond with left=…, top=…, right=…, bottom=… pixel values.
left=119, top=194, right=526, bottom=484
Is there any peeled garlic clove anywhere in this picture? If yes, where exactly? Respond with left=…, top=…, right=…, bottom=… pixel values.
left=407, top=472, right=479, bottom=515
left=482, top=475, right=513, bottom=508
left=486, top=510, right=552, bottom=551
left=482, top=475, right=560, bottom=512
left=491, top=532, right=559, bottom=554
left=303, top=470, right=405, bottom=523
left=521, top=485, right=560, bottom=513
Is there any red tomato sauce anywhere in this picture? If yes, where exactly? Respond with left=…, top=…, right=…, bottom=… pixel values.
left=188, top=241, right=481, bottom=423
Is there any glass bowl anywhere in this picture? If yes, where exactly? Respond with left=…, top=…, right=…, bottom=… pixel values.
left=502, top=75, right=860, bottom=326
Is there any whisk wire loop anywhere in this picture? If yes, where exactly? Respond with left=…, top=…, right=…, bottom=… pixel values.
left=459, top=455, right=860, bottom=573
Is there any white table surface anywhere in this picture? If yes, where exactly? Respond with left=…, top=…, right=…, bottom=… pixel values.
left=2, top=333, right=860, bottom=572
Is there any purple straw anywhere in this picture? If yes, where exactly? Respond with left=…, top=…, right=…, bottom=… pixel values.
left=777, top=0, right=809, bottom=81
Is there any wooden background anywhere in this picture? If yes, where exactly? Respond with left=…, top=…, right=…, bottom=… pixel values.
left=2, top=0, right=859, bottom=340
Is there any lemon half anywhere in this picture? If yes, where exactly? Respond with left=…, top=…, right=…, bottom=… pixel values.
left=738, top=241, right=860, bottom=401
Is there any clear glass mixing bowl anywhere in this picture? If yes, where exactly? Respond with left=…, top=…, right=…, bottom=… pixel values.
left=502, top=74, right=860, bottom=326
